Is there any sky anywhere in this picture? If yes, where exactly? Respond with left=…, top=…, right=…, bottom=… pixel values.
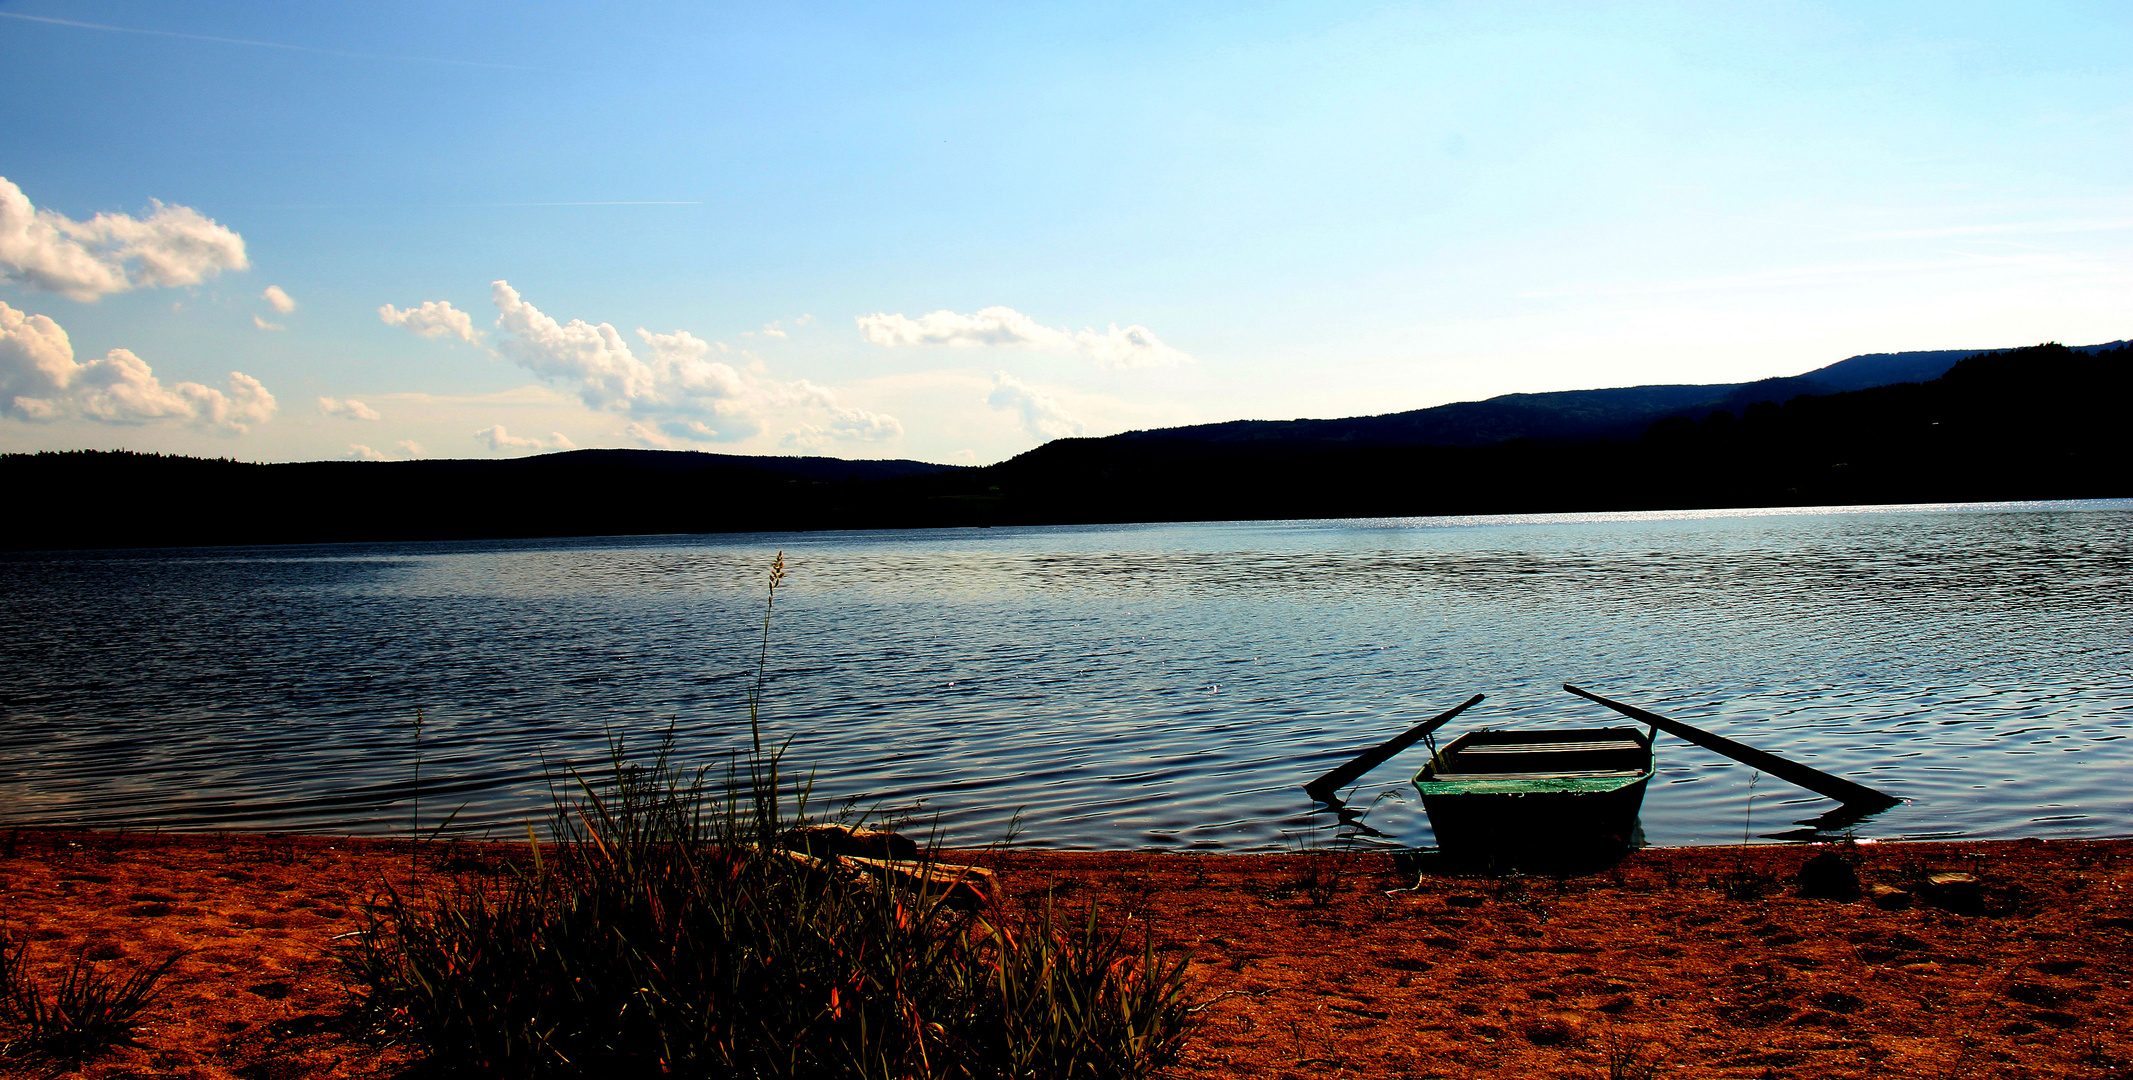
left=1, top=1, right=2127, bottom=465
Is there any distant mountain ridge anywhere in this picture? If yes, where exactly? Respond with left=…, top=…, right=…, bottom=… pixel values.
left=2, top=339, right=2124, bottom=550
left=1112, top=340, right=2130, bottom=450
left=491, top=449, right=960, bottom=482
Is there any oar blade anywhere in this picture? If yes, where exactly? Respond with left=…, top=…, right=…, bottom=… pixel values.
left=1564, top=684, right=1900, bottom=811
left=1305, top=693, right=1485, bottom=803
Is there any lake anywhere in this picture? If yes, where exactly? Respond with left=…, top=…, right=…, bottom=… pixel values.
left=2, top=499, right=2128, bottom=851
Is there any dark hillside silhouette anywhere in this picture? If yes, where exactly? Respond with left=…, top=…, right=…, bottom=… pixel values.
left=528, top=448, right=960, bottom=482
left=1112, top=340, right=2128, bottom=449
left=3, top=342, right=2125, bottom=550
left=1, top=451, right=962, bottom=550
left=967, top=342, right=2129, bottom=523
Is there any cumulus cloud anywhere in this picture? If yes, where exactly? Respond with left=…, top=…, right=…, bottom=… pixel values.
left=395, top=439, right=424, bottom=458
left=252, top=315, right=284, bottom=331
left=827, top=406, right=903, bottom=441
left=1, top=300, right=275, bottom=432
left=987, top=371, right=1084, bottom=441
left=347, top=443, right=390, bottom=461
left=489, top=281, right=903, bottom=448
left=0, top=177, right=248, bottom=301
left=856, top=306, right=1191, bottom=369
left=474, top=423, right=576, bottom=454
left=782, top=405, right=905, bottom=451
left=318, top=396, right=380, bottom=420
left=379, top=299, right=482, bottom=343
left=261, top=285, right=296, bottom=313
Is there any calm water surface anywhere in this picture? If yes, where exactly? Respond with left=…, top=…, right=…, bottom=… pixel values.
left=2, top=501, right=2128, bottom=850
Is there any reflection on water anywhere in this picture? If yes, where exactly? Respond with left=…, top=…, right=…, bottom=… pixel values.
left=1, top=499, right=2128, bottom=850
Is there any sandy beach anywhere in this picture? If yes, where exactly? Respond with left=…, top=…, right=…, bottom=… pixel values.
left=0, top=830, right=2126, bottom=1078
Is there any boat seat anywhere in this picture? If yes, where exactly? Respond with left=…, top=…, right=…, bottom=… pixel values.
left=1426, top=769, right=1647, bottom=782
left=1458, top=740, right=1644, bottom=754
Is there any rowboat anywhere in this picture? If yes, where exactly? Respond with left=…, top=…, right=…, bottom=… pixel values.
left=1413, top=726, right=1655, bottom=864
left=1303, top=685, right=1902, bottom=870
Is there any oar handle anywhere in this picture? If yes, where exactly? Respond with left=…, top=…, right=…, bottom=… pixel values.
left=1305, top=694, right=1485, bottom=803
left=1563, top=684, right=1899, bottom=811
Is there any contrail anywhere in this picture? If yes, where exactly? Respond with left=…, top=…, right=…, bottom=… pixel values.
left=246, top=201, right=705, bottom=209
left=487, top=201, right=705, bottom=207
left=0, top=11, right=553, bottom=72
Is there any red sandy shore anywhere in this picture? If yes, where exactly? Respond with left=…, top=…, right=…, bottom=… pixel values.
left=0, top=830, right=2128, bottom=1079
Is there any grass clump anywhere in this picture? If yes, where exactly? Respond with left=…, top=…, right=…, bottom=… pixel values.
left=340, top=745, right=1194, bottom=1077
left=0, top=933, right=183, bottom=1064
left=1592, top=1023, right=1664, bottom=1080
left=339, top=554, right=1195, bottom=1077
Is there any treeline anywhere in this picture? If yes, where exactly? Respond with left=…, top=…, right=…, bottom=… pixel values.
left=0, top=451, right=963, bottom=550
left=2, top=342, right=2125, bottom=551
left=971, top=341, right=2131, bottom=523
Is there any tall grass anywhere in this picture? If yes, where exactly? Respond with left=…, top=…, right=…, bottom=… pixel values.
left=338, top=553, right=1195, bottom=1077
left=0, top=933, right=183, bottom=1063
left=341, top=740, right=1194, bottom=1077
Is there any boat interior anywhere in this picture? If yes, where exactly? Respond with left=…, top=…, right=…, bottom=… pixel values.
left=1422, top=726, right=1653, bottom=783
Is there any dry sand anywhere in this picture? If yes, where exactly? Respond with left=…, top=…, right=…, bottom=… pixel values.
left=1, top=830, right=2128, bottom=1078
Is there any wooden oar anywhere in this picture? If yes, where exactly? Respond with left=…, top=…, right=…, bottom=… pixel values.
left=1562, top=684, right=1900, bottom=811
left=1305, top=694, right=1485, bottom=803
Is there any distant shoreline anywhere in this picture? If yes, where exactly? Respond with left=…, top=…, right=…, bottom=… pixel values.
left=6, top=341, right=2125, bottom=552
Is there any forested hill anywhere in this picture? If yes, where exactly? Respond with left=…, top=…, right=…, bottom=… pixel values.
left=977, top=341, right=2130, bottom=524
left=1113, top=340, right=2130, bottom=449
left=3, top=341, right=2126, bottom=550
left=0, top=451, right=962, bottom=550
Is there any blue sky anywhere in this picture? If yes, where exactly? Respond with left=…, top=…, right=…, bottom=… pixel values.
left=1, top=1, right=2127, bottom=464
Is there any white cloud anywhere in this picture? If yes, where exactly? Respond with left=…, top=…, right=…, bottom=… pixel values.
left=489, top=281, right=904, bottom=447
left=782, top=405, right=904, bottom=451
left=860, top=307, right=1058, bottom=349
left=347, top=443, right=390, bottom=461
left=1074, top=323, right=1194, bottom=370
left=757, top=321, right=787, bottom=339
left=828, top=406, right=903, bottom=441
left=987, top=371, right=1084, bottom=441
left=622, top=421, right=675, bottom=448
left=856, top=306, right=1192, bottom=369
left=261, top=285, right=296, bottom=313
left=1, top=300, right=276, bottom=432
left=474, top=423, right=576, bottom=454
left=379, top=299, right=482, bottom=343
left=395, top=438, right=424, bottom=457
left=318, top=396, right=380, bottom=420
left=0, top=176, right=248, bottom=301
left=253, top=315, right=284, bottom=331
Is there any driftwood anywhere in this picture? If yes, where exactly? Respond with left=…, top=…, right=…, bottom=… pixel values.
left=773, top=827, right=998, bottom=910
left=783, top=824, right=920, bottom=862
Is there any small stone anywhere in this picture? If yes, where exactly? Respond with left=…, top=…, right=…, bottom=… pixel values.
left=783, top=824, right=919, bottom=862
left=1923, top=872, right=1983, bottom=915
left=1797, top=851, right=1861, bottom=901
left=1522, top=1015, right=1584, bottom=1046
left=1867, top=883, right=1913, bottom=910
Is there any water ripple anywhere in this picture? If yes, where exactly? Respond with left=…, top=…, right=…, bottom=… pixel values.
left=1, top=499, right=2128, bottom=849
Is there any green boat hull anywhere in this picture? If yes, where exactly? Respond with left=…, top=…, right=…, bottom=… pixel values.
left=1414, top=726, right=1655, bottom=868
